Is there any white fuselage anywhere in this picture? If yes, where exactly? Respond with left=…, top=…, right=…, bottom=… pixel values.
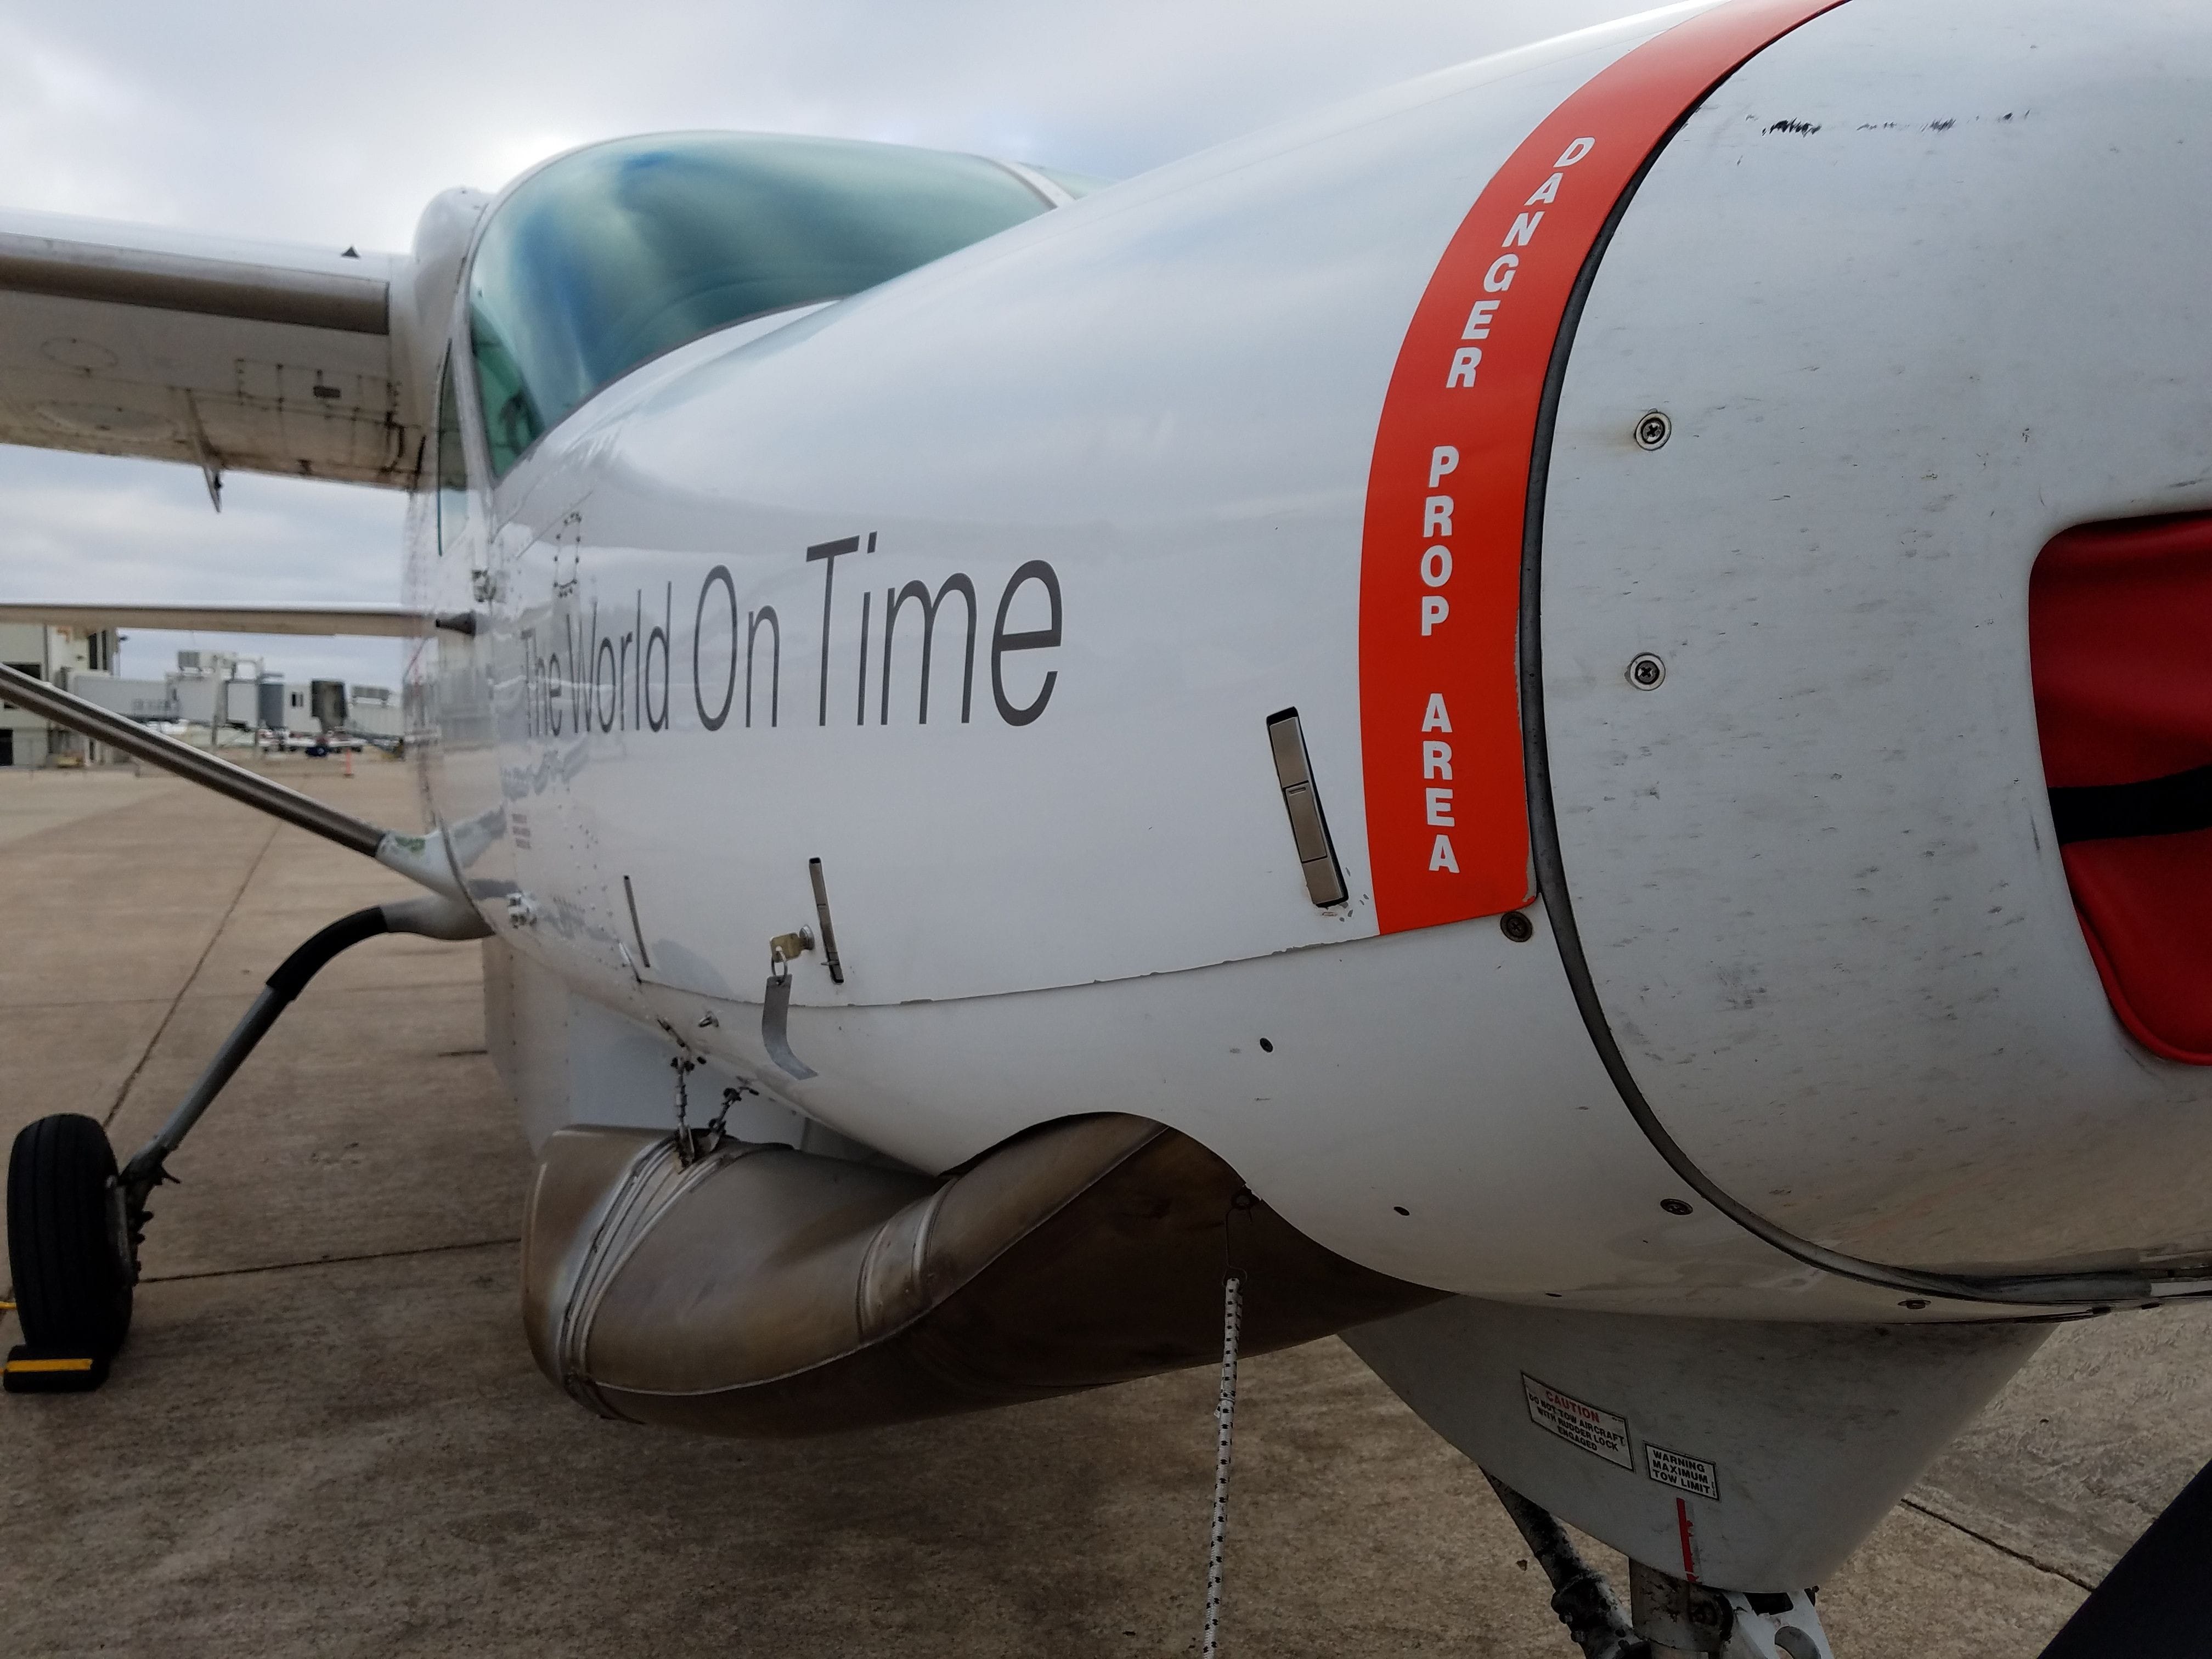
left=412, top=0, right=2212, bottom=1320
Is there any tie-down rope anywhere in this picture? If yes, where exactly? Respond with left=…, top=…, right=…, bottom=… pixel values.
left=1202, top=1269, right=1244, bottom=1658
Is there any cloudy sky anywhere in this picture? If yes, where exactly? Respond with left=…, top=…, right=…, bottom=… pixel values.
left=3, top=0, right=1650, bottom=687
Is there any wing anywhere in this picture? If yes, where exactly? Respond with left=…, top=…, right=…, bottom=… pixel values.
left=0, top=207, right=425, bottom=493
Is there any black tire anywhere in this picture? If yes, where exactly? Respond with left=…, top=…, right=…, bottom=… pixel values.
left=7, top=1113, right=133, bottom=1358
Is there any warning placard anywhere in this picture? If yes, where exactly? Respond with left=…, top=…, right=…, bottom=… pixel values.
left=1645, top=1443, right=1721, bottom=1501
left=1521, top=1375, right=1633, bottom=1471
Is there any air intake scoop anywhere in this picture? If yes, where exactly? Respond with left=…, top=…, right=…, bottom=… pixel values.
left=522, top=1114, right=1438, bottom=1436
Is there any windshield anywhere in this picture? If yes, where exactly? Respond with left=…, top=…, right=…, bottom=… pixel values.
left=1032, top=165, right=1112, bottom=199
left=468, top=133, right=1053, bottom=475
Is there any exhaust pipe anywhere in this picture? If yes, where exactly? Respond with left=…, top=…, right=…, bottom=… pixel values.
left=523, top=1114, right=1441, bottom=1436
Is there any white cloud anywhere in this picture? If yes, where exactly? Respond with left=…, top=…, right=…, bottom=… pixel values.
left=0, top=446, right=405, bottom=685
left=1, top=0, right=1653, bottom=690
left=11, top=1, right=1654, bottom=241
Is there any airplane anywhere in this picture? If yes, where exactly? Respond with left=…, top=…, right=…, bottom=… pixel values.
left=4, top=0, right=2210, bottom=1651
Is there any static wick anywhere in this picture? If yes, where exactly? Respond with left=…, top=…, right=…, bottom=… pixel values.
left=1203, top=1271, right=1244, bottom=1659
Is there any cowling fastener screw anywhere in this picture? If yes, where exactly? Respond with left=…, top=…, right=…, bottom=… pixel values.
left=1634, top=409, right=1672, bottom=450
left=1627, top=653, right=1667, bottom=690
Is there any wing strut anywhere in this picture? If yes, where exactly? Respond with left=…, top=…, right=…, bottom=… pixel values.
left=0, top=601, right=452, bottom=636
left=0, top=659, right=463, bottom=899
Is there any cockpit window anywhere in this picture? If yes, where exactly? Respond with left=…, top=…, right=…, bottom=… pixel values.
left=467, top=133, right=1052, bottom=475
left=433, top=352, right=470, bottom=557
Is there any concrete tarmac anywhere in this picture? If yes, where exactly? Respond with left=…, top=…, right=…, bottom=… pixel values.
left=1, top=762, right=2203, bottom=1656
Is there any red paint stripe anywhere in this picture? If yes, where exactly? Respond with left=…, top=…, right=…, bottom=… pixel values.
left=1358, top=0, right=1851, bottom=933
left=1677, top=1496, right=1699, bottom=1581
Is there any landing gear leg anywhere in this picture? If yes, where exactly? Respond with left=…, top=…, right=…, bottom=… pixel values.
left=1628, top=1561, right=1831, bottom=1659
left=1486, top=1475, right=1833, bottom=1659
left=3, top=895, right=487, bottom=1393
left=1486, top=1474, right=1648, bottom=1659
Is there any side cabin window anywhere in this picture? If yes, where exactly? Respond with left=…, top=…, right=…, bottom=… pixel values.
left=433, top=353, right=471, bottom=558
left=466, top=133, right=1056, bottom=476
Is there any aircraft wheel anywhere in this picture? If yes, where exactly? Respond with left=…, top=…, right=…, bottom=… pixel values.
left=4, top=1113, right=133, bottom=1392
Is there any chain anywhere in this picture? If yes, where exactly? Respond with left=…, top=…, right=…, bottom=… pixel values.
left=706, top=1083, right=756, bottom=1152
left=669, top=1054, right=698, bottom=1164
left=668, top=1033, right=762, bottom=1166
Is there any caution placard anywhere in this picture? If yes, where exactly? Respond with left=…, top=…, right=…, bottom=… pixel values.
left=1521, top=1374, right=1633, bottom=1470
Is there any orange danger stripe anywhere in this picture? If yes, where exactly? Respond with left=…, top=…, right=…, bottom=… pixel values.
left=1358, top=0, right=1850, bottom=934
left=5, top=1356, right=95, bottom=1373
